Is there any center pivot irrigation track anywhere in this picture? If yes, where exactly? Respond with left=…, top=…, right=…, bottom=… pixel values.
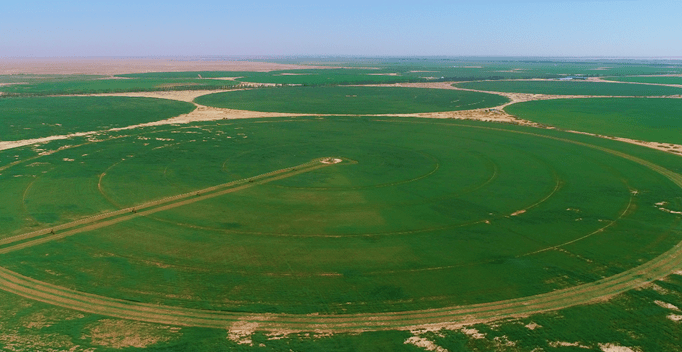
left=0, top=157, right=344, bottom=255
left=0, top=128, right=682, bottom=333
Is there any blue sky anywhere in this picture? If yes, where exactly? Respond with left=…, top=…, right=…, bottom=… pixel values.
left=1, top=0, right=680, bottom=57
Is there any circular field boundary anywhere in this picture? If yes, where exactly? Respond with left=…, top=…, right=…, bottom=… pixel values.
left=0, top=122, right=681, bottom=332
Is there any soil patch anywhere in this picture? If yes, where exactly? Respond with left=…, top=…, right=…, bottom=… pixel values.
left=0, top=58, right=329, bottom=75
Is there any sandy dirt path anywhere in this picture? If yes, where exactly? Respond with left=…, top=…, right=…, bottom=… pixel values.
left=0, top=124, right=681, bottom=333
left=589, top=76, right=682, bottom=88
left=2, top=82, right=682, bottom=157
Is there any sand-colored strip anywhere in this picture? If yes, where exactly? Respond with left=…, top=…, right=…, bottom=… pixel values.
left=0, top=58, right=330, bottom=75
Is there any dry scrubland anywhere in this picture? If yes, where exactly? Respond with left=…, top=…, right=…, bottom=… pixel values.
left=1, top=58, right=682, bottom=351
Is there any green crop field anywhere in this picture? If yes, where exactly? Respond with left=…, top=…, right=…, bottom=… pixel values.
left=3, top=59, right=682, bottom=351
left=455, top=80, right=682, bottom=96
left=0, top=96, right=195, bottom=141
left=120, top=69, right=428, bottom=85
left=505, top=98, right=682, bottom=145
left=607, top=76, right=682, bottom=85
left=1, top=117, right=682, bottom=324
left=0, top=76, right=238, bottom=96
left=194, top=86, right=509, bottom=114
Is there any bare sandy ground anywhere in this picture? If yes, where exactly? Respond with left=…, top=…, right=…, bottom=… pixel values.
left=591, top=76, right=682, bottom=88
left=74, top=90, right=232, bottom=102
left=0, top=58, right=328, bottom=75
left=3, top=82, right=682, bottom=158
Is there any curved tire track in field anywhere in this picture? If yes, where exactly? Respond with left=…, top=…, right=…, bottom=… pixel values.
left=0, top=234, right=681, bottom=332
left=0, top=124, right=682, bottom=332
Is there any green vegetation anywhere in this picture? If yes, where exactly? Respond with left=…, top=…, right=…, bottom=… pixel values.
left=268, top=58, right=682, bottom=77
left=120, top=69, right=430, bottom=85
left=121, top=63, right=682, bottom=86
left=607, top=76, right=682, bottom=85
left=455, top=80, right=682, bottom=96
left=195, top=86, right=508, bottom=114
left=505, top=98, right=682, bottom=144
left=1, top=273, right=681, bottom=351
left=3, top=59, right=682, bottom=351
left=0, top=96, right=195, bottom=140
left=0, top=76, right=238, bottom=96
left=1, top=117, right=681, bottom=317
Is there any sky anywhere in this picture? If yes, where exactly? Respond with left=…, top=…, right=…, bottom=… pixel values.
left=1, top=0, right=680, bottom=58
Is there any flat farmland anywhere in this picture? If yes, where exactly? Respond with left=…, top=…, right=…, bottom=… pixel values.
left=0, top=77, right=238, bottom=96
left=455, top=80, right=682, bottom=96
left=505, top=98, right=682, bottom=145
left=607, top=76, right=682, bottom=85
left=194, top=86, right=509, bottom=114
left=0, top=96, right=195, bottom=141
left=1, top=117, right=681, bottom=329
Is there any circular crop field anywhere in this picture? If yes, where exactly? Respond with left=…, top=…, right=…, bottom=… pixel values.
left=1, top=117, right=682, bottom=331
left=194, top=86, right=509, bottom=114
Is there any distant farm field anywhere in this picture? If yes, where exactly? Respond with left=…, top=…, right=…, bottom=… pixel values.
left=0, top=96, right=195, bottom=141
left=194, top=86, right=509, bottom=114
left=607, top=76, right=682, bottom=85
left=0, top=77, right=238, bottom=95
left=1, top=117, right=681, bottom=321
left=455, top=80, right=682, bottom=96
left=505, top=98, right=682, bottom=145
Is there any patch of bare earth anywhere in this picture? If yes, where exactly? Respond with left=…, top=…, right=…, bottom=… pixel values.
left=208, top=76, right=243, bottom=81
left=599, top=343, right=639, bottom=352
left=83, top=319, right=180, bottom=349
left=228, top=317, right=271, bottom=345
left=75, top=89, right=233, bottom=102
left=549, top=341, right=590, bottom=348
left=404, top=335, right=448, bottom=352
left=276, top=73, right=313, bottom=76
left=0, top=58, right=330, bottom=75
left=0, top=82, right=28, bottom=87
left=591, top=76, right=682, bottom=89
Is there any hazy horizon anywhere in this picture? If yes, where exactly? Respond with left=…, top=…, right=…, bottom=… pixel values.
left=2, top=0, right=680, bottom=58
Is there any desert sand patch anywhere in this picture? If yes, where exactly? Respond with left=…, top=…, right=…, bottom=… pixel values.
left=668, top=314, right=682, bottom=322
left=83, top=319, right=180, bottom=349
left=404, top=335, right=448, bottom=352
left=549, top=341, right=590, bottom=348
left=0, top=82, right=28, bottom=87
left=599, top=343, right=638, bottom=352
left=208, top=76, right=243, bottom=81
left=228, top=317, right=270, bottom=345
left=654, top=300, right=680, bottom=311
left=461, top=327, right=485, bottom=339
left=525, top=322, right=541, bottom=330
left=276, top=73, right=313, bottom=76
left=0, top=58, right=329, bottom=75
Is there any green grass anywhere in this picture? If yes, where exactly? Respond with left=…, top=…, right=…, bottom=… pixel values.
left=0, top=96, right=195, bottom=140
left=607, top=76, right=682, bottom=85
left=1, top=117, right=681, bottom=316
left=120, top=69, right=430, bottom=85
left=194, top=86, right=509, bottom=114
left=505, top=98, right=682, bottom=145
left=455, top=80, right=682, bottom=96
left=1, top=274, right=682, bottom=351
left=0, top=77, right=238, bottom=96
